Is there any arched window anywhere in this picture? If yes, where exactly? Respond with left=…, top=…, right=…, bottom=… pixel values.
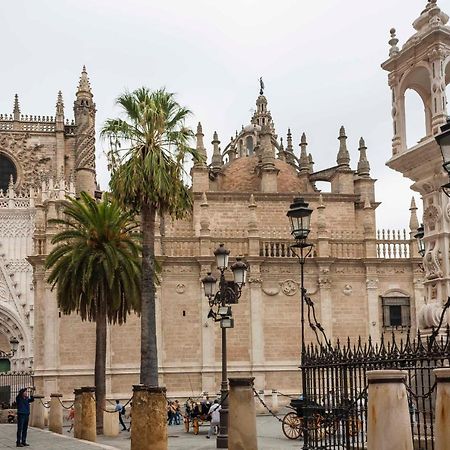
left=404, top=89, right=427, bottom=148
left=0, top=155, right=17, bottom=192
left=246, top=136, right=254, bottom=156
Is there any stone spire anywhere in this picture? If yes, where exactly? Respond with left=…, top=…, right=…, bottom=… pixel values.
left=211, top=131, right=223, bottom=169
left=388, top=28, right=400, bottom=57
left=337, top=126, right=350, bottom=167
left=299, top=132, right=310, bottom=173
left=409, top=197, right=420, bottom=233
left=285, top=128, right=296, bottom=165
left=13, top=94, right=20, bottom=121
left=195, top=122, right=207, bottom=166
left=357, top=137, right=371, bottom=177
left=74, top=66, right=96, bottom=196
left=278, top=137, right=286, bottom=161
left=56, top=91, right=64, bottom=122
left=308, top=153, right=314, bottom=173
left=77, top=65, right=92, bottom=95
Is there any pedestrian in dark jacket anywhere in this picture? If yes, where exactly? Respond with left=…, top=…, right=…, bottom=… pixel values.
left=16, top=387, right=34, bottom=447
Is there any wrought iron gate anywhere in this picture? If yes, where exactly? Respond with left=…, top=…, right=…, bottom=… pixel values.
left=0, top=372, right=34, bottom=408
left=302, top=328, right=450, bottom=450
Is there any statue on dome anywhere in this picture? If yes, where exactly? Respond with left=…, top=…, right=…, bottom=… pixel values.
left=259, top=77, right=264, bottom=95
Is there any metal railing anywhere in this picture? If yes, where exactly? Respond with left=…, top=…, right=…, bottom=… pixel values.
left=0, top=371, right=34, bottom=408
left=302, top=328, right=450, bottom=449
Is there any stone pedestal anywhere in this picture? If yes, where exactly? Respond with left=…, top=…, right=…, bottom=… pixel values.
left=49, top=393, right=63, bottom=434
left=229, top=378, right=258, bottom=450
left=103, top=409, right=119, bottom=437
left=30, top=395, right=44, bottom=429
left=131, top=385, right=167, bottom=450
left=73, top=389, right=82, bottom=439
left=434, top=368, right=450, bottom=450
left=367, top=370, right=413, bottom=450
left=80, top=387, right=96, bottom=442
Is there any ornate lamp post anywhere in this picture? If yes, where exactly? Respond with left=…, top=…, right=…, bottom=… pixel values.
left=0, top=336, right=19, bottom=358
left=287, top=197, right=313, bottom=449
left=201, top=244, right=248, bottom=449
left=435, top=118, right=450, bottom=197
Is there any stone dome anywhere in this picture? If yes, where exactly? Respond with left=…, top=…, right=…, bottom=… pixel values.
left=220, top=155, right=303, bottom=193
left=243, top=123, right=262, bottom=133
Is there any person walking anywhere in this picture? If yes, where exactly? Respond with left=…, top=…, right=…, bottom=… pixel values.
left=206, top=400, right=221, bottom=439
left=15, top=387, right=34, bottom=447
left=67, top=407, right=75, bottom=432
left=114, top=400, right=127, bottom=431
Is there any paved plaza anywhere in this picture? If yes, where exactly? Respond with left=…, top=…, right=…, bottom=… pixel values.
left=0, top=413, right=302, bottom=449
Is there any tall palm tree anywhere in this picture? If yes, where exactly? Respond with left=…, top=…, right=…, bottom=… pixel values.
left=45, top=192, right=141, bottom=431
left=101, top=87, right=201, bottom=386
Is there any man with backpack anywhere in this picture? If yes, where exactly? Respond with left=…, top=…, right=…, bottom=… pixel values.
left=114, top=399, right=127, bottom=431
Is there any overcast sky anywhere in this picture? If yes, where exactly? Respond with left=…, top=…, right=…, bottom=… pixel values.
left=0, top=0, right=439, bottom=230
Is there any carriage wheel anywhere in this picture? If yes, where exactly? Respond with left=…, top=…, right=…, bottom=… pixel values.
left=282, top=412, right=302, bottom=440
left=183, top=416, right=189, bottom=433
left=347, top=417, right=362, bottom=437
left=193, top=417, right=200, bottom=435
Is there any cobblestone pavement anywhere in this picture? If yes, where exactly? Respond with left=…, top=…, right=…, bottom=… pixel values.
left=98, top=413, right=303, bottom=450
left=0, top=424, right=117, bottom=449
left=0, top=413, right=302, bottom=449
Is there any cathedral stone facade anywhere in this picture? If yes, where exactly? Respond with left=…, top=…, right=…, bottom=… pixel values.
left=2, top=2, right=446, bottom=399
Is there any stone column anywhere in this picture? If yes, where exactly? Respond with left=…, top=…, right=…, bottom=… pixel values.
left=80, top=387, right=96, bottom=442
left=30, top=394, right=45, bottom=429
left=48, top=393, right=63, bottom=434
left=367, top=370, right=413, bottom=450
left=434, top=367, right=450, bottom=450
left=228, top=378, right=258, bottom=450
left=131, top=385, right=167, bottom=450
left=366, top=275, right=381, bottom=343
left=73, top=389, right=82, bottom=439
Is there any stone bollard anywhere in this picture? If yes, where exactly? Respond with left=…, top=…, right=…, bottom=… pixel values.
left=49, top=393, right=63, bottom=434
left=103, top=408, right=119, bottom=437
left=229, top=378, right=258, bottom=450
left=271, top=390, right=279, bottom=413
left=80, top=387, right=96, bottom=442
left=131, top=385, right=167, bottom=450
left=73, top=389, right=82, bottom=439
left=367, top=370, right=413, bottom=450
left=434, top=367, right=450, bottom=450
left=30, top=394, right=45, bottom=429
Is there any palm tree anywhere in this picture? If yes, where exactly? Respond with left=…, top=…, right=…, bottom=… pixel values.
left=101, top=87, right=201, bottom=386
left=45, top=192, right=141, bottom=431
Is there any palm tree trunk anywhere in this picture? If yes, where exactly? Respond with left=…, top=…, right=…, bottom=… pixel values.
left=95, top=299, right=107, bottom=433
left=140, top=203, right=158, bottom=386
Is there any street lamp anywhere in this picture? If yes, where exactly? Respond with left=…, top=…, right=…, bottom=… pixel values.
left=435, top=118, right=450, bottom=197
left=287, top=197, right=313, bottom=449
left=201, top=244, right=248, bottom=449
left=0, top=336, right=19, bottom=358
left=414, top=224, right=425, bottom=258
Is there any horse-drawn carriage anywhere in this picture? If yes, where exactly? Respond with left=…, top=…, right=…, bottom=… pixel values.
left=281, top=397, right=363, bottom=441
left=183, top=399, right=211, bottom=435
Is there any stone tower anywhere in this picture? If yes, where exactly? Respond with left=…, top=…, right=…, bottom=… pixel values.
left=382, top=0, right=450, bottom=330
left=73, top=66, right=96, bottom=196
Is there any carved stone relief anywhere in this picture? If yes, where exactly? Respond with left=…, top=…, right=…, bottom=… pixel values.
left=279, top=279, right=299, bottom=296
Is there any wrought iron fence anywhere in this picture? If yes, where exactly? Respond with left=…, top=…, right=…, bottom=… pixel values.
left=0, top=372, right=34, bottom=408
left=302, top=327, right=450, bottom=450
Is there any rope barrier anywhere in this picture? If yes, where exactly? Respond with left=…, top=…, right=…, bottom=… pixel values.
left=403, top=381, right=437, bottom=400
left=252, top=388, right=284, bottom=423
left=39, top=398, right=50, bottom=409
left=57, top=397, right=74, bottom=410
left=88, top=394, right=133, bottom=414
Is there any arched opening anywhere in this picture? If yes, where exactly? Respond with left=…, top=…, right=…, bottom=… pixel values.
left=404, top=89, right=427, bottom=148
left=0, top=154, right=17, bottom=192
left=0, top=358, right=10, bottom=373
left=246, top=136, right=254, bottom=156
